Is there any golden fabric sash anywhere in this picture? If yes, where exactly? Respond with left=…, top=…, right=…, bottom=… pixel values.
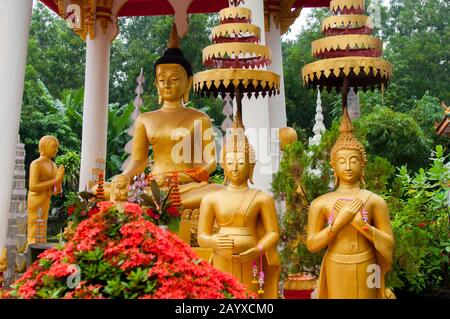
left=327, top=249, right=375, bottom=264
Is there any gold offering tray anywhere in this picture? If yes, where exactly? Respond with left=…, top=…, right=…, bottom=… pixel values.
left=312, top=35, right=382, bottom=57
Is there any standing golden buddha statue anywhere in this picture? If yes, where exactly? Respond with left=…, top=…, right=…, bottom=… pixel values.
left=112, top=25, right=224, bottom=208
left=27, top=136, right=64, bottom=244
left=306, top=109, right=395, bottom=299
left=197, top=124, right=280, bottom=299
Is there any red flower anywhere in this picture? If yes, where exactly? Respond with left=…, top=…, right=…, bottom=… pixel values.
left=88, top=207, right=100, bottom=218
left=9, top=201, right=251, bottom=299
left=146, top=208, right=161, bottom=220
left=167, top=206, right=180, bottom=217
left=46, top=263, right=76, bottom=278
left=122, top=202, right=142, bottom=217
left=38, top=247, right=64, bottom=262
left=96, top=201, right=114, bottom=213
left=67, top=205, right=75, bottom=216
left=16, top=281, right=36, bottom=299
left=418, top=222, right=426, bottom=228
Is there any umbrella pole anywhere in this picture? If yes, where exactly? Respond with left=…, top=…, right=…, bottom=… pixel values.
left=235, top=87, right=244, bottom=129
left=341, top=76, right=350, bottom=113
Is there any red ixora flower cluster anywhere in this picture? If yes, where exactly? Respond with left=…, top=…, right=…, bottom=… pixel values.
left=7, top=202, right=253, bottom=299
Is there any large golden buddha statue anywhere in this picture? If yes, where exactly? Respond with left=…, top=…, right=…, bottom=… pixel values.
left=197, top=124, right=280, bottom=299
left=306, top=109, right=395, bottom=299
left=112, top=26, right=223, bottom=208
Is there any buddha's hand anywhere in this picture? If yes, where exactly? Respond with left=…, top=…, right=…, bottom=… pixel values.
left=56, top=165, right=65, bottom=183
left=212, top=234, right=234, bottom=252
left=352, top=208, right=365, bottom=225
left=230, top=247, right=260, bottom=264
left=178, top=172, right=194, bottom=184
left=111, top=175, right=130, bottom=195
left=335, top=198, right=364, bottom=228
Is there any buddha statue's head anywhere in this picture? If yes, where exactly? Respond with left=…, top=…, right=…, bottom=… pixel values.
left=154, top=24, right=193, bottom=105
left=330, top=109, right=367, bottom=188
left=220, top=126, right=256, bottom=186
left=39, top=135, right=59, bottom=158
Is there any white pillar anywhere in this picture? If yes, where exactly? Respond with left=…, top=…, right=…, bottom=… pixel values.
left=0, top=0, right=33, bottom=251
left=240, top=0, right=273, bottom=192
left=79, top=21, right=112, bottom=191
left=78, top=0, right=132, bottom=190
left=266, top=15, right=287, bottom=129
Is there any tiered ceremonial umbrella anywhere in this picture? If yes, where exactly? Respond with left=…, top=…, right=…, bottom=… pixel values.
left=301, top=0, right=392, bottom=110
left=193, top=0, right=280, bottom=128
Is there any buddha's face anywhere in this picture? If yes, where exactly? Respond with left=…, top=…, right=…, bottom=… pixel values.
left=155, top=64, right=189, bottom=102
left=333, top=149, right=363, bottom=185
left=223, top=152, right=250, bottom=185
left=42, top=140, right=59, bottom=158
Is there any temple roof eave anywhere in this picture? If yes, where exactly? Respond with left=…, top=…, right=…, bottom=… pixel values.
left=40, top=0, right=330, bottom=17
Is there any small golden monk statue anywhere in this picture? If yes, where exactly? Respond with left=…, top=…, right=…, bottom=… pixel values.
left=111, top=25, right=223, bottom=208
left=306, top=109, right=395, bottom=299
left=27, top=136, right=64, bottom=244
left=0, top=249, right=6, bottom=272
left=197, top=124, right=281, bottom=298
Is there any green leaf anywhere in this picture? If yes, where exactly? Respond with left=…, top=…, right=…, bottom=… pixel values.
left=149, top=180, right=161, bottom=207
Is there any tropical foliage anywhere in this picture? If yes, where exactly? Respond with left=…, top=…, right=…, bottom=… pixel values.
left=140, top=180, right=181, bottom=232
left=387, top=146, right=450, bottom=294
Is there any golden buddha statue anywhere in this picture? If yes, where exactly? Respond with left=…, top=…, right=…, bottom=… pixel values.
left=27, top=136, right=64, bottom=244
left=111, top=25, right=223, bottom=208
left=306, top=109, right=395, bottom=299
left=0, top=248, right=6, bottom=272
left=197, top=124, right=281, bottom=299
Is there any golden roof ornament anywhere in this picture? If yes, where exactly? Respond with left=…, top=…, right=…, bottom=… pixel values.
left=193, top=0, right=280, bottom=131
left=301, top=0, right=392, bottom=97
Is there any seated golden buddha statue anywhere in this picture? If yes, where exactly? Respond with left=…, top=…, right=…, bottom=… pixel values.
left=197, top=123, right=281, bottom=299
left=306, top=109, right=395, bottom=299
left=111, top=26, right=224, bottom=209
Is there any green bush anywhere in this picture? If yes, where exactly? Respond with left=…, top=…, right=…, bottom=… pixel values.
left=52, top=151, right=81, bottom=220
left=387, top=145, right=450, bottom=294
left=365, top=156, right=396, bottom=194
left=272, top=141, right=331, bottom=279
left=357, top=106, right=432, bottom=171
left=55, top=151, right=81, bottom=193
